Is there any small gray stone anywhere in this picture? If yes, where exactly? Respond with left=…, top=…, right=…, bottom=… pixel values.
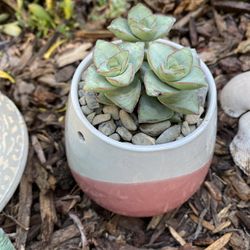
left=185, top=106, right=204, bottom=125
left=81, top=105, right=93, bottom=115
left=79, top=96, right=86, bottom=105
left=132, top=133, right=155, bottom=145
left=176, top=134, right=184, bottom=140
left=139, top=121, right=171, bottom=136
left=197, top=118, right=203, bottom=126
left=103, top=105, right=119, bottom=120
left=85, top=92, right=100, bottom=109
left=119, top=110, right=137, bottom=131
left=98, top=120, right=116, bottom=136
left=116, top=126, right=132, bottom=141
left=78, top=89, right=84, bottom=97
left=86, top=112, right=96, bottom=123
left=109, top=133, right=120, bottom=141
left=170, top=113, right=183, bottom=123
left=181, top=121, right=191, bottom=136
left=189, top=125, right=196, bottom=133
left=92, top=114, right=111, bottom=126
left=156, top=125, right=181, bottom=144
left=115, top=119, right=122, bottom=127
left=78, top=81, right=84, bottom=88
left=94, top=105, right=103, bottom=115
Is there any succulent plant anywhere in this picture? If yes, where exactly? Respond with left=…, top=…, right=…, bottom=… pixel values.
left=84, top=40, right=144, bottom=112
left=82, top=3, right=208, bottom=124
left=0, top=229, right=15, bottom=250
left=107, top=3, right=175, bottom=42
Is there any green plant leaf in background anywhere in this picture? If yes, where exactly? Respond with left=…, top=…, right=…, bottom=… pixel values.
left=62, top=0, right=74, bottom=20
left=0, top=22, right=21, bottom=37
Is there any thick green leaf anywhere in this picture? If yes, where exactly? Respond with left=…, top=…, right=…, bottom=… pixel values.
left=0, top=228, right=15, bottom=250
left=93, top=40, right=120, bottom=68
left=191, top=49, right=200, bottom=67
left=97, top=50, right=129, bottom=77
left=107, top=17, right=139, bottom=42
left=147, top=42, right=175, bottom=76
left=97, top=93, right=114, bottom=105
left=105, top=75, right=141, bottom=113
left=128, top=3, right=153, bottom=23
left=140, top=62, right=151, bottom=77
left=144, top=69, right=179, bottom=97
left=158, top=90, right=199, bottom=114
left=166, top=66, right=207, bottom=90
left=154, top=15, right=176, bottom=39
left=106, top=63, right=134, bottom=87
left=83, top=65, right=118, bottom=92
left=128, top=16, right=157, bottom=41
left=128, top=3, right=157, bottom=41
left=138, top=95, right=173, bottom=123
left=119, top=42, right=144, bottom=72
left=159, top=48, right=193, bottom=82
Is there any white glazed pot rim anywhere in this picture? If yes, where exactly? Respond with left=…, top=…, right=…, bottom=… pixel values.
left=70, top=39, right=217, bottom=152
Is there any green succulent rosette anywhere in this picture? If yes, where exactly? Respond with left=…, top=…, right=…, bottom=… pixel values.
left=82, top=4, right=208, bottom=125
left=84, top=40, right=144, bottom=113
left=107, top=3, right=176, bottom=42
left=142, top=41, right=207, bottom=115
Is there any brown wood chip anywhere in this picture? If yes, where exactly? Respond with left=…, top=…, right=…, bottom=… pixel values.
left=204, top=233, right=232, bottom=250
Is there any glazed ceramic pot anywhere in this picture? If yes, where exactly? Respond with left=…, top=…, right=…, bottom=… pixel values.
left=65, top=39, right=217, bottom=217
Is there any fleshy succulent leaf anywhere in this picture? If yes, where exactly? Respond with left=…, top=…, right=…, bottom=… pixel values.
left=128, top=3, right=153, bottom=23
left=165, top=66, right=207, bottom=90
left=158, top=90, right=199, bottom=114
left=106, top=63, right=134, bottom=87
left=97, top=50, right=129, bottom=77
left=144, top=68, right=179, bottom=97
left=97, top=93, right=114, bottom=105
left=104, top=75, right=141, bottom=113
left=128, top=16, right=157, bottom=41
left=93, top=40, right=120, bottom=68
left=83, top=65, right=118, bottom=92
left=0, top=228, right=15, bottom=250
left=107, top=17, right=139, bottom=42
left=138, top=95, right=174, bottom=123
left=119, top=42, right=145, bottom=72
left=191, top=49, right=200, bottom=67
left=128, top=3, right=157, bottom=41
left=140, top=61, right=151, bottom=77
left=154, top=15, right=176, bottom=39
left=147, top=42, right=175, bottom=76
left=159, top=48, right=193, bottom=82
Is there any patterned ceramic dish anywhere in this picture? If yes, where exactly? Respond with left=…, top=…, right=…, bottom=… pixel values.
left=0, top=92, right=28, bottom=212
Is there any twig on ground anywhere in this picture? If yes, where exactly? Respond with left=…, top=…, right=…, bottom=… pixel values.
left=69, top=212, right=88, bottom=250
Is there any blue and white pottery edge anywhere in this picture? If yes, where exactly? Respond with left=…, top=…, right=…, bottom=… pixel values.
left=0, top=92, right=29, bottom=212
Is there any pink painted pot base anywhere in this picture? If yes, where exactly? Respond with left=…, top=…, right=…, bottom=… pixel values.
left=71, top=162, right=210, bottom=217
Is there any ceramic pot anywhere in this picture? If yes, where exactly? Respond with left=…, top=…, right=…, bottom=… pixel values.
left=65, top=39, right=217, bottom=217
